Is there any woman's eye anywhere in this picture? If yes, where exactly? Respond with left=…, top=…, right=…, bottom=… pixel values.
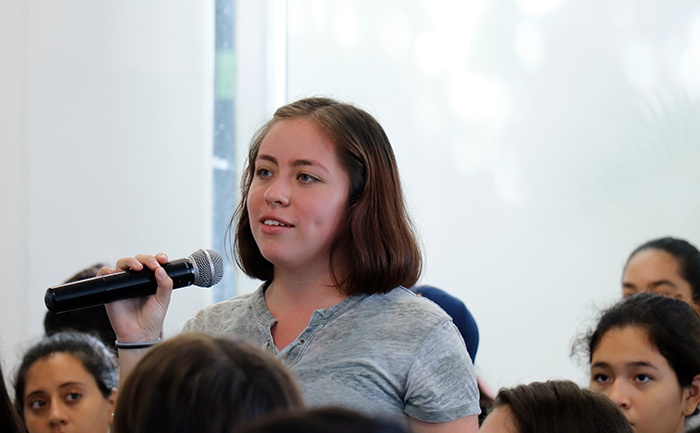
left=65, top=392, right=82, bottom=402
left=298, top=173, right=317, bottom=183
left=255, top=168, right=272, bottom=178
left=635, top=374, right=652, bottom=383
left=28, top=399, right=46, bottom=410
left=592, top=373, right=610, bottom=383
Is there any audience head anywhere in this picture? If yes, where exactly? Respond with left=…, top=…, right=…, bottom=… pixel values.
left=112, top=333, right=304, bottom=433
left=231, top=97, right=421, bottom=296
left=413, top=285, right=479, bottom=362
left=241, top=407, right=410, bottom=433
left=43, top=263, right=117, bottom=351
left=622, top=237, right=700, bottom=308
left=14, top=332, right=118, bottom=433
left=479, top=380, right=633, bottom=433
left=0, top=361, right=23, bottom=433
left=583, top=293, right=700, bottom=433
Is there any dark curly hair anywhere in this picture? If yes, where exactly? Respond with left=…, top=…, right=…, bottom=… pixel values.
left=582, top=293, right=700, bottom=406
left=14, top=332, right=117, bottom=419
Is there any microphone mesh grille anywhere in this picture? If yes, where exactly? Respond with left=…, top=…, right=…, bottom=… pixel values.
left=189, top=249, right=224, bottom=287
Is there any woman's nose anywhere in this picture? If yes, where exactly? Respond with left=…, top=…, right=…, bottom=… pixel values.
left=263, top=178, right=290, bottom=206
left=48, top=402, right=69, bottom=427
left=606, top=380, right=632, bottom=410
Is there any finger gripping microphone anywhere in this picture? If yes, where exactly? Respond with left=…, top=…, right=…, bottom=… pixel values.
left=45, top=249, right=224, bottom=313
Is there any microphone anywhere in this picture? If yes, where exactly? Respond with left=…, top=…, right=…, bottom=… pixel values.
left=45, top=249, right=224, bottom=313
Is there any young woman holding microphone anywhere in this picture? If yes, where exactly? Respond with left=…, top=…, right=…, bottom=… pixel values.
left=103, top=97, right=480, bottom=432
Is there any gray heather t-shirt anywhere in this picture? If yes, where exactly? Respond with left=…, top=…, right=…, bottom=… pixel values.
left=183, top=285, right=480, bottom=423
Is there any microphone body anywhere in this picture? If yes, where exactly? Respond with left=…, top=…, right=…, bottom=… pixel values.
left=45, top=249, right=223, bottom=313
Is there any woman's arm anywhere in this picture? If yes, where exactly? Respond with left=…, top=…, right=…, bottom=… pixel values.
left=100, top=253, right=174, bottom=387
left=410, top=414, right=479, bottom=433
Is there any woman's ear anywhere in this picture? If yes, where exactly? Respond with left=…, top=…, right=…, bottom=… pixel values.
left=682, top=375, right=700, bottom=416
left=107, top=388, right=118, bottom=422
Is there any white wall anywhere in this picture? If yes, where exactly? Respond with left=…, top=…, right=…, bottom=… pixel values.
left=284, top=0, right=700, bottom=389
left=1, top=0, right=215, bottom=371
left=0, top=0, right=29, bottom=374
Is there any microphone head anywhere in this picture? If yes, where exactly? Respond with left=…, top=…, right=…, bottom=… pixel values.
left=188, top=249, right=224, bottom=287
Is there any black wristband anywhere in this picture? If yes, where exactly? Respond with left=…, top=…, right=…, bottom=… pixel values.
left=115, top=337, right=162, bottom=350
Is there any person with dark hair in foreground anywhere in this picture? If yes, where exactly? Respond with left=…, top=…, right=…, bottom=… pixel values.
left=242, top=407, right=410, bottom=433
left=622, top=237, right=700, bottom=309
left=479, top=380, right=633, bottom=433
left=112, top=333, right=304, bottom=433
left=102, top=97, right=480, bottom=432
left=0, top=361, right=23, bottom=433
left=14, top=332, right=117, bottom=433
left=581, top=293, right=700, bottom=433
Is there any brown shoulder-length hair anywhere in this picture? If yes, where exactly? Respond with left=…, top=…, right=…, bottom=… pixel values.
left=112, top=333, right=304, bottom=433
left=229, top=97, right=422, bottom=296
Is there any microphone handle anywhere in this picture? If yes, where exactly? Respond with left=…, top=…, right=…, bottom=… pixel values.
left=45, top=258, right=195, bottom=313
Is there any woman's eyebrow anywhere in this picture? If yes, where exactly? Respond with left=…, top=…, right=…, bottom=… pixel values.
left=591, top=361, right=659, bottom=370
left=257, top=154, right=278, bottom=165
left=649, top=280, right=678, bottom=289
left=25, top=390, right=45, bottom=399
left=257, top=154, right=324, bottom=166
left=58, top=381, right=86, bottom=389
left=627, top=361, right=659, bottom=370
left=257, top=154, right=329, bottom=173
left=291, top=158, right=327, bottom=171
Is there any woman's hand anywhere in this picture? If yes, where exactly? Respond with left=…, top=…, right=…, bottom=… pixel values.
left=101, top=253, right=173, bottom=344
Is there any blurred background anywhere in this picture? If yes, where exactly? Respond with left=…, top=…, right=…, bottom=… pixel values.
left=2, top=0, right=700, bottom=389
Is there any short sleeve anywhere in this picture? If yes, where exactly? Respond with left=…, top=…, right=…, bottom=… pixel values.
left=404, top=320, right=481, bottom=422
left=182, top=306, right=207, bottom=333
left=181, top=316, right=195, bottom=333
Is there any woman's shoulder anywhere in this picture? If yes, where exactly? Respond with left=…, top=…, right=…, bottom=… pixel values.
left=352, top=287, right=454, bottom=329
left=377, top=287, right=451, bottom=314
left=182, top=287, right=262, bottom=333
left=333, top=287, right=472, bottom=371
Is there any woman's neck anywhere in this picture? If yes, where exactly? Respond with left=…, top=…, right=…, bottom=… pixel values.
left=264, top=266, right=348, bottom=350
left=265, top=265, right=347, bottom=314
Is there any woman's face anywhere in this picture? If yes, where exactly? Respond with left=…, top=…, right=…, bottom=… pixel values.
left=479, top=406, right=519, bottom=433
left=247, top=118, right=350, bottom=274
left=23, top=352, right=116, bottom=433
left=590, top=326, right=696, bottom=433
left=622, top=249, right=694, bottom=306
